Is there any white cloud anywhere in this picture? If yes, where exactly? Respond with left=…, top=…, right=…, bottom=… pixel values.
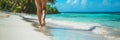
left=66, top=0, right=79, bottom=5
left=81, top=0, right=87, bottom=5
left=79, top=0, right=87, bottom=9
left=72, top=0, right=78, bottom=5
left=66, top=0, right=71, bottom=4
left=103, top=0, right=109, bottom=5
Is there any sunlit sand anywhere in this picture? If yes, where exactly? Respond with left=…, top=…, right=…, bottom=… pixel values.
left=0, top=12, right=51, bottom=40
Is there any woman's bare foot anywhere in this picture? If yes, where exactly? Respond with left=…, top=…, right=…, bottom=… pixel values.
left=40, top=26, right=52, bottom=36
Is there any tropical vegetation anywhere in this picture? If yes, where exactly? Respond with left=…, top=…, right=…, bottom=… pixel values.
left=0, top=0, right=59, bottom=14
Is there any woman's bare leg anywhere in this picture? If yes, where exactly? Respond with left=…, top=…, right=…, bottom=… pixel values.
left=41, top=0, right=47, bottom=26
left=41, top=0, right=52, bottom=36
left=35, top=0, right=43, bottom=31
left=41, top=10, right=46, bottom=26
left=35, top=0, right=47, bottom=27
left=35, top=0, right=41, bottom=24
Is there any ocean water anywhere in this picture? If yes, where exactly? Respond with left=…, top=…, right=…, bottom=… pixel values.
left=46, top=13, right=120, bottom=40
left=32, top=12, right=120, bottom=40
left=46, top=13, right=120, bottom=29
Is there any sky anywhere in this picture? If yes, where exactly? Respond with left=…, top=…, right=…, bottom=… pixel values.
left=55, top=0, right=120, bottom=12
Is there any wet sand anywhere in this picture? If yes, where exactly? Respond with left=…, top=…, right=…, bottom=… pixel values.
left=1, top=11, right=120, bottom=40
left=0, top=12, right=51, bottom=40
left=19, top=13, right=120, bottom=40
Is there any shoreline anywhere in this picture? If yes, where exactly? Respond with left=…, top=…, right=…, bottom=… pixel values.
left=18, top=13, right=120, bottom=40
left=0, top=12, right=52, bottom=40
left=1, top=11, right=120, bottom=40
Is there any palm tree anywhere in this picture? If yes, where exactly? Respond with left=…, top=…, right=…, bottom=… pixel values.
left=10, top=0, right=19, bottom=11
left=48, top=0, right=56, bottom=7
left=48, top=0, right=56, bottom=4
left=3, top=0, right=8, bottom=11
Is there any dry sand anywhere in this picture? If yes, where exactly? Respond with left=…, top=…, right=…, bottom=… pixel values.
left=0, top=12, right=51, bottom=40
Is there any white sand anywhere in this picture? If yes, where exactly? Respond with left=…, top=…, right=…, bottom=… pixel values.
left=0, top=12, right=10, bottom=18
left=17, top=13, right=120, bottom=40
left=0, top=14, right=51, bottom=40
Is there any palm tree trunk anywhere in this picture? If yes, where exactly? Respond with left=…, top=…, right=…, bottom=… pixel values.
left=24, top=0, right=30, bottom=13
left=4, top=0, right=8, bottom=11
left=10, top=0, right=18, bottom=11
left=3, top=3, right=8, bottom=11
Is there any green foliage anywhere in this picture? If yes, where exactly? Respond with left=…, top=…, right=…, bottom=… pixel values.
left=0, top=0, right=59, bottom=14
left=48, top=0, right=56, bottom=5
left=13, top=6, right=21, bottom=12
left=47, top=5, right=59, bottom=14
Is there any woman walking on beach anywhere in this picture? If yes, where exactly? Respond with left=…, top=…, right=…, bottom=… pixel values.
left=35, top=0, right=47, bottom=32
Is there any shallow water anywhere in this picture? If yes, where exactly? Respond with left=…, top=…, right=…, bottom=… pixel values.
left=46, top=13, right=120, bottom=29
left=50, top=28, right=107, bottom=40
left=31, top=12, right=120, bottom=40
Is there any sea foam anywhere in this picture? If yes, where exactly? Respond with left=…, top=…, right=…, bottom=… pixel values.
left=46, top=18, right=101, bottom=30
left=19, top=14, right=120, bottom=39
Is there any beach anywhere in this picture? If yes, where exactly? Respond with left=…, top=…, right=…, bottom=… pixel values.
left=0, top=12, right=120, bottom=40
left=0, top=12, right=51, bottom=40
left=30, top=13, right=120, bottom=40
left=0, top=0, right=120, bottom=40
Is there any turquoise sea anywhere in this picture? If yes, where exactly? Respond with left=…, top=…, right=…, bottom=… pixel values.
left=46, top=13, right=120, bottom=29
left=32, top=12, right=120, bottom=40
